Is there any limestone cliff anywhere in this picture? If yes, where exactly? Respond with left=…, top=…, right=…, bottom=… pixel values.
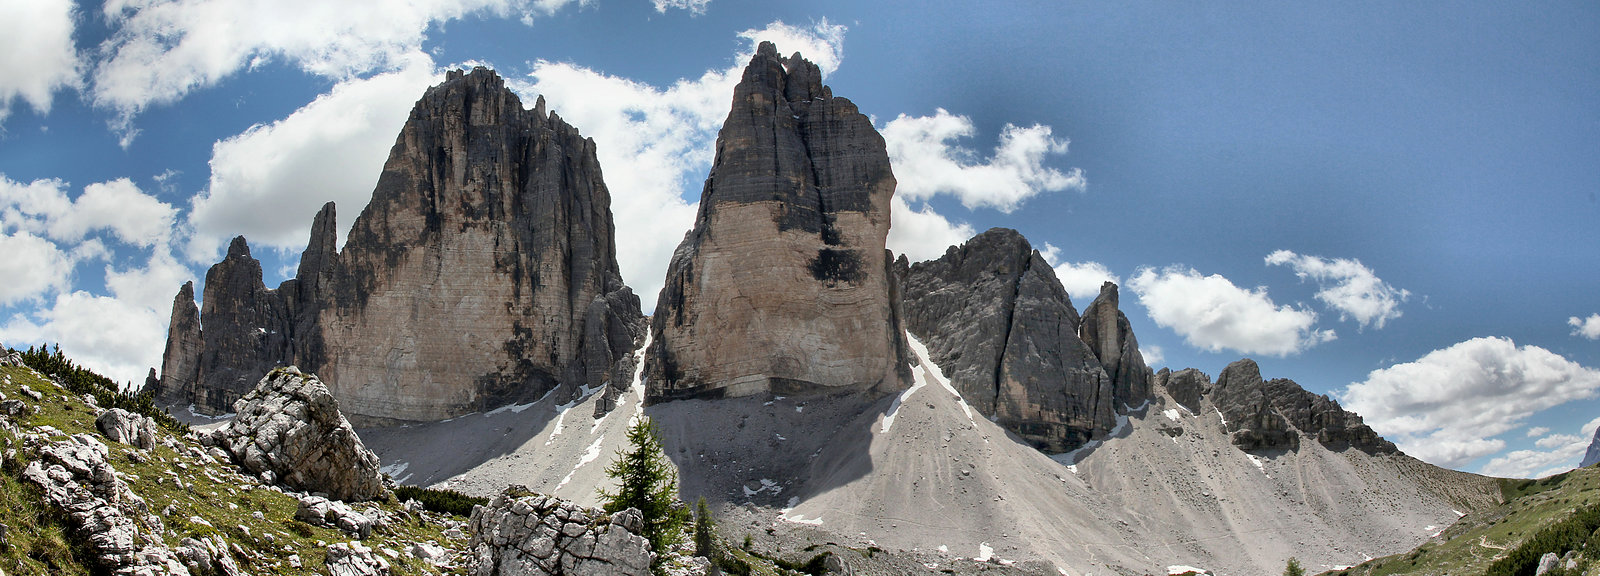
left=155, top=67, right=645, bottom=422
left=899, top=228, right=1119, bottom=452
left=644, top=42, right=910, bottom=402
left=1206, top=359, right=1395, bottom=453
left=1079, top=282, right=1152, bottom=408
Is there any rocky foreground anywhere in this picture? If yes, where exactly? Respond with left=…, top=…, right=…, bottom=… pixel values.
left=0, top=350, right=669, bottom=576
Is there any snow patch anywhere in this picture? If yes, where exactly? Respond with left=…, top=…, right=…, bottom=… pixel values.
left=486, top=385, right=557, bottom=417
left=1163, top=408, right=1182, bottom=421
left=1245, top=453, right=1270, bottom=478
left=742, top=478, right=783, bottom=497
left=379, top=461, right=412, bottom=484
left=554, top=436, right=605, bottom=491
left=974, top=542, right=994, bottom=562
left=626, top=333, right=653, bottom=428
left=187, top=404, right=234, bottom=420
left=1214, top=406, right=1228, bottom=427
left=1168, top=566, right=1210, bottom=575
left=937, top=545, right=949, bottom=553
left=778, top=496, right=821, bottom=524
left=1453, top=509, right=1465, bottom=517
left=905, top=333, right=974, bottom=422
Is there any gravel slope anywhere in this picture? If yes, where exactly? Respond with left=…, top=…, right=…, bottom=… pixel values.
left=359, top=334, right=1500, bottom=576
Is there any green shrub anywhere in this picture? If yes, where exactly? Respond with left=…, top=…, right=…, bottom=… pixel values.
left=392, top=485, right=488, bottom=517
left=1486, top=502, right=1600, bottom=576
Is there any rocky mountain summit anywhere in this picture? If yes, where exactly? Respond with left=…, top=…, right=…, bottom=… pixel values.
left=152, top=67, right=645, bottom=423
left=897, top=228, right=1149, bottom=452
left=645, top=41, right=909, bottom=402
left=1159, top=358, right=1395, bottom=453
left=1581, top=427, right=1600, bottom=468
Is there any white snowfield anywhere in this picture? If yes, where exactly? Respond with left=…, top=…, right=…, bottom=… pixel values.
left=361, top=332, right=1498, bottom=576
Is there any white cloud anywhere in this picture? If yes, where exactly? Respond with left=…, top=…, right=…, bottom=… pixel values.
left=1265, top=250, right=1409, bottom=330
left=881, top=108, right=1084, bottom=213
left=1526, top=426, right=1550, bottom=438
left=1340, top=337, right=1600, bottom=470
left=885, top=198, right=974, bottom=264
left=1038, top=244, right=1121, bottom=303
left=1142, top=345, right=1164, bottom=367
left=2, top=175, right=177, bottom=247
left=1, top=289, right=169, bottom=387
left=1127, top=265, right=1334, bottom=357
left=651, top=0, right=709, bottom=15
left=90, top=0, right=582, bottom=134
left=0, top=231, right=75, bottom=306
left=510, top=20, right=846, bottom=310
left=185, top=53, right=440, bottom=263
left=1571, top=314, right=1600, bottom=340
left=0, top=0, right=81, bottom=124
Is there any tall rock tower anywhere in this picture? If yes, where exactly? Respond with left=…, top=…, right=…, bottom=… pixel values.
left=645, top=42, right=910, bottom=402
left=154, top=68, right=645, bottom=423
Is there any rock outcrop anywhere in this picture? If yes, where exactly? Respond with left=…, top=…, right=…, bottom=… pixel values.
left=1078, top=281, right=1152, bottom=407
left=467, top=488, right=652, bottom=576
left=1582, top=427, right=1600, bottom=468
left=646, top=41, right=909, bottom=402
left=21, top=433, right=191, bottom=575
left=1209, top=359, right=1395, bottom=453
left=203, top=367, right=385, bottom=501
left=155, top=67, right=646, bottom=422
left=898, top=228, right=1117, bottom=452
left=1153, top=368, right=1211, bottom=414
left=96, top=408, right=159, bottom=451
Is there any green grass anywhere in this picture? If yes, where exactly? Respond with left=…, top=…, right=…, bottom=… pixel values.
left=1322, top=465, right=1600, bottom=576
left=0, top=363, right=469, bottom=575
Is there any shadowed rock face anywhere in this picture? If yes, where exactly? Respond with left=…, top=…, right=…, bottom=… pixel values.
left=152, top=280, right=203, bottom=409
left=1209, top=358, right=1395, bottom=453
left=645, top=41, right=909, bottom=402
left=156, top=67, right=645, bottom=423
left=899, top=227, right=1121, bottom=452
left=1079, top=282, right=1152, bottom=408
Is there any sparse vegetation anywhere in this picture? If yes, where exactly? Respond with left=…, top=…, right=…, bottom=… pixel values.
left=1284, top=557, right=1305, bottom=576
left=12, top=344, right=189, bottom=435
left=1484, top=502, right=1600, bottom=576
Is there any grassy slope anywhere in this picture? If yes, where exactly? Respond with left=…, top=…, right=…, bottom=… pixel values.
left=0, top=363, right=469, bottom=575
left=1324, top=467, right=1600, bottom=576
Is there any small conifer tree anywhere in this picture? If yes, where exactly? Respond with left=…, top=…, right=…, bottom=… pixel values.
left=694, top=496, right=716, bottom=558
left=599, top=417, right=687, bottom=569
left=1283, top=557, right=1305, bottom=576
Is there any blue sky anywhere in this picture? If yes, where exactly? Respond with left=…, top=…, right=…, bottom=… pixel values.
left=1, top=0, right=1596, bottom=478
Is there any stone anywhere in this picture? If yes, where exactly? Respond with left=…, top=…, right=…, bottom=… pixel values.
left=0, top=349, right=23, bottom=367
left=204, top=367, right=385, bottom=501
left=20, top=433, right=189, bottom=575
left=1211, top=359, right=1395, bottom=453
left=898, top=228, right=1121, bottom=452
left=327, top=541, right=391, bottom=576
left=1077, top=282, right=1152, bottom=407
left=410, top=542, right=448, bottom=565
left=468, top=488, right=650, bottom=576
left=297, top=495, right=374, bottom=539
left=1536, top=552, right=1560, bottom=576
left=1159, top=368, right=1211, bottom=413
left=153, top=67, right=646, bottom=424
left=96, top=408, right=159, bottom=451
left=646, top=41, right=909, bottom=402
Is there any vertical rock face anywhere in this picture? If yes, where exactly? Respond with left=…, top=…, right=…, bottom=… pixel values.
left=899, top=228, right=1121, bottom=452
left=1582, top=428, right=1600, bottom=468
left=1078, top=282, right=1152, bottom=408
left=193, top=237, right=294, bottom=414
left=155, top=67, right=645, bottom=422
left=153, top=281, right=203, bottom=408
left=645, top=42, right=908, bottom=402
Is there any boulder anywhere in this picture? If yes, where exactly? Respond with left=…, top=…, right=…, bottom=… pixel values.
left=898, top=228, right=1117, bottom=452
left=326, top=541, right=391, bottom=576
left=646, top=41, right=909, bottom=402
left=95, top=408, right=158, bottom=451
left=296, top=495, right=374, bottom=539
left=205, top=367, right=385, bottom=501
left=467, top=488, right=651, bottom=576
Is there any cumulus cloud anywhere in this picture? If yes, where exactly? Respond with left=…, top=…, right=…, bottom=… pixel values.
left=1, top=289, right=170, bottom=387
left=885, top=197, right=974, bottom=264
left=1038, top=244, right=1121, bottom=303
left=1527, top=426, right=1551, bottom=438
left=652, top=0, right=710, bottom=15
left=1127, top=266, right=1333, bottom=357
left=3, top=175, right=178, bottom=247
left=0, top=0, right=81, bottom=124
left=0, top=231, right=75, bottom=306
left=881, top=108, right=1084, bottom=213
left=1480, top=417, right=1600, bottom=479
left=90, top=0, right=582, bottom=134
left=1142, top=345, right=1165, bottom=367
left=1340, top=337, right=1600, bottom=470
left=1265, top=250, right=1409, bottom=330
left=185, top=53, right=440, bottom=263
left=1571, top=314, right=1600, bottom=340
